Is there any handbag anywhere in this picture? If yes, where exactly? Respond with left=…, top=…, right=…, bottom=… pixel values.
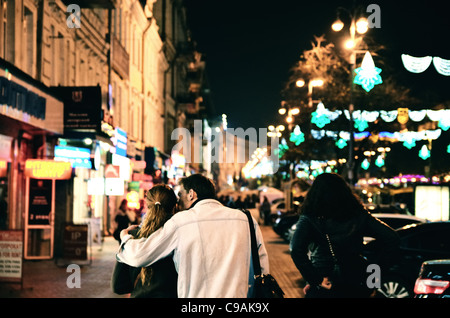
left=242, top=209, right=285, bottom=298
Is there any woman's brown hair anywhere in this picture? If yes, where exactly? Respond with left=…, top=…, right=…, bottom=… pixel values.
left=137, top=184, right=177, bottom=285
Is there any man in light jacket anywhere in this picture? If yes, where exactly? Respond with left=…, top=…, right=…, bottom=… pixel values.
left=116, top=174, right=269, bottom=298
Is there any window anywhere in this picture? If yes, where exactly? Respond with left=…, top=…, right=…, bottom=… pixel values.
left=23, top=6, right=34, bottom=76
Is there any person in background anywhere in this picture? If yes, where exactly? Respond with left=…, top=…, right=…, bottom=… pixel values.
left=116, top=174, right=269, bottom=298
left=111, top=184, right=178, bottom=298
left=113, top=199, right=132, bottom=245
left=290, top=173, right=400, bottom=298
left=259, top=196, right=271, bottom=225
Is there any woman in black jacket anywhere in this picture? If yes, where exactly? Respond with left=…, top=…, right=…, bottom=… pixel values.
left=111, top=184, right=178, bottom=298
left=290, top=173, right=400, bottom=298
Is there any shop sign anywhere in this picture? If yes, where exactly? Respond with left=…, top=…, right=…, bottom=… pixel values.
left=0, top=76, right=46, bottom=120
left=114, top=127, right=127, bottom=157
left=54, top=145, right=92, bottom=169
left=52, top=86, right=102, bottom=133
left=63, top=224, right=88, bottom=261
left=0, top=230, right=23, bottom=283
left=25, top=159, right=72, bottom=179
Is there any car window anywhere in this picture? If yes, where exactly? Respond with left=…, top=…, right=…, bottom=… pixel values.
left=402, top=228, right=450, bottom=252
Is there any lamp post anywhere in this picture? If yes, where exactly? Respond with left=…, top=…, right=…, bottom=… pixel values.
left=332, top=11, right=369, bottom=185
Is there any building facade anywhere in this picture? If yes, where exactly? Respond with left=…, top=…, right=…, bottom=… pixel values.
left=0, top=0, right=212, bottom=260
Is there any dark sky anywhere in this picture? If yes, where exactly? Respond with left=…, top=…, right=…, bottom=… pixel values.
left=184, top=0, right=450, bottom=130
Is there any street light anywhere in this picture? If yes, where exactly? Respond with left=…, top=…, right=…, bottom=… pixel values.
left=296, top=78, right=324, bottom=107
left=332, top=10, right=369, bottom=185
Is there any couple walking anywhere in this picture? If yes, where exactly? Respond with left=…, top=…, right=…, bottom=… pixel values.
left=112, top=174, right=269, bottom=298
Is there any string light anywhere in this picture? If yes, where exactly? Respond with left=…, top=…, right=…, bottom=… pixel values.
left=401, top=54, right=432, bottom=73
left=375, top=155, right=385, bottom=168
left=401, top=54, right=450, bottom=76
left=418, top=145, right=431, bottom=160
left=361, top=158, right=370, bottom=170
left=289, top=125, right=305, bottom=146
left=432, top=56, right=450, bottom=76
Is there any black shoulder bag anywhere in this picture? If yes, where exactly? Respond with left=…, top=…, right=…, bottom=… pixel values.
left=242, top=209, right=284, bottom=298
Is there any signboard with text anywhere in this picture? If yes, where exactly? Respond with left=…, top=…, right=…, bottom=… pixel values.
left=28, top=179, right=53, bottom=226
left=0, top=230, right=23, bottom=283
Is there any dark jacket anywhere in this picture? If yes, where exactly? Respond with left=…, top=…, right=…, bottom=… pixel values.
left=111, top=229, right=178, bottom=298
left=290, top=209, right=400, bottom=288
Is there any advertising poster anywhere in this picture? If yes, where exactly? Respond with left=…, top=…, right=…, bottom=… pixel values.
left=28, top=179, right=53, bottom=226
left=0, top=230, right=23, bottom=283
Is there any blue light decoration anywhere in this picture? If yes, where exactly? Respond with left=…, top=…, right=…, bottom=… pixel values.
left=361, top=158, right=370, bottom=170
left=438, top=117, right=450, bottom=131
left=311, top=102, right=331, bottom=128
left=447, top=144, right=450, bottom=154
left=375, top=155, right=385, bottom=168
left=403, top=138, right=416, bottom=149
left=418, top=145, right=430, bottom=160
left=354, top=118, right=369, bottom=132
left=335, top=138, right=347, bottom=149
left=354, top=51, right=383, bottom=92
left=289, top=125, right=305, bottom=146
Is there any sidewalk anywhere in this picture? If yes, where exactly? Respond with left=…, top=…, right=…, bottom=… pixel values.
left=0, top=212, right=304, bottom=298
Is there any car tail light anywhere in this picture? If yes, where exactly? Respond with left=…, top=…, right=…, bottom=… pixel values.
left=414, top=278, right=450, bottom=295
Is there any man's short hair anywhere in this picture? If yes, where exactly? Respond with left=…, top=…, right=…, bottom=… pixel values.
left=179, top=174, right=216, bottom=200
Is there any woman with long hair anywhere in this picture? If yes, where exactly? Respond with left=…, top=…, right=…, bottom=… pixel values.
left=290, top=173, right=400, bottom=298
left=111, top=184, right=178, bottom=298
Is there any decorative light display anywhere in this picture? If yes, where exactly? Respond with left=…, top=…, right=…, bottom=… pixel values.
left=375, top=155, right=385, bottom=168
left=401, top=54, right=433, bottom=73
left=433, top=56, right=450, bottom=76
left=401, top=54, right=450, bottom=76
left=438, top=116, right=450, bottom=131
left=361, top=158, right=370, bottom=170
left=311, top=104, right=449, bottom=133
left=311, top=102, right=331, bottom=128
left=403, top=137, right=416, bottom=150
left=354, top=117, right=369, bottom=132
left=353, top=51, right=383, bottom=92
left=419, top=145, right=431, bottom=160
left=447, top=144, right=450, bottom=154
left=335, top=138, right=347, bottom=149
left=290, top=125, right=305, bottom=146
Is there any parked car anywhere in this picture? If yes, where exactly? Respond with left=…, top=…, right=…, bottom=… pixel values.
left=270, top=200, right=287, bottom=219
left=414, top=259, right=450, bottom=298
left=272, top=212, right=299, bottom=241
left=286, top=212, right=426, bottom=246
left=363, top=213, right=427, bottom=244
left=364, top=221, right=450, bottom=298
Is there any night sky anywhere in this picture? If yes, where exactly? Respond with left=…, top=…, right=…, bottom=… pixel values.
left=184, top=0, right=450, bottom=130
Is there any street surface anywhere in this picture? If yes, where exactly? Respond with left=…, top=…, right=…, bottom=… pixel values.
left=0, top=210, right=304, bottom=298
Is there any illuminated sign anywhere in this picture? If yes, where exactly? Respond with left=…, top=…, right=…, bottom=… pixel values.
left=54, top=145, right=92, bottom=169
left=0, top=160, right=6, bottom=177
left=25, top=159, right=72, bottom=180
left=114, top=127, right=127, bottom=157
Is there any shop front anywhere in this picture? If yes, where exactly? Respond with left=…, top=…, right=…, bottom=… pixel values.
left=0, top=59, right=64, bottom=259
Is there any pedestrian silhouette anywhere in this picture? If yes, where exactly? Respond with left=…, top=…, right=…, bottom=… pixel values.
left=290, top=173, right=400, bottom=298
